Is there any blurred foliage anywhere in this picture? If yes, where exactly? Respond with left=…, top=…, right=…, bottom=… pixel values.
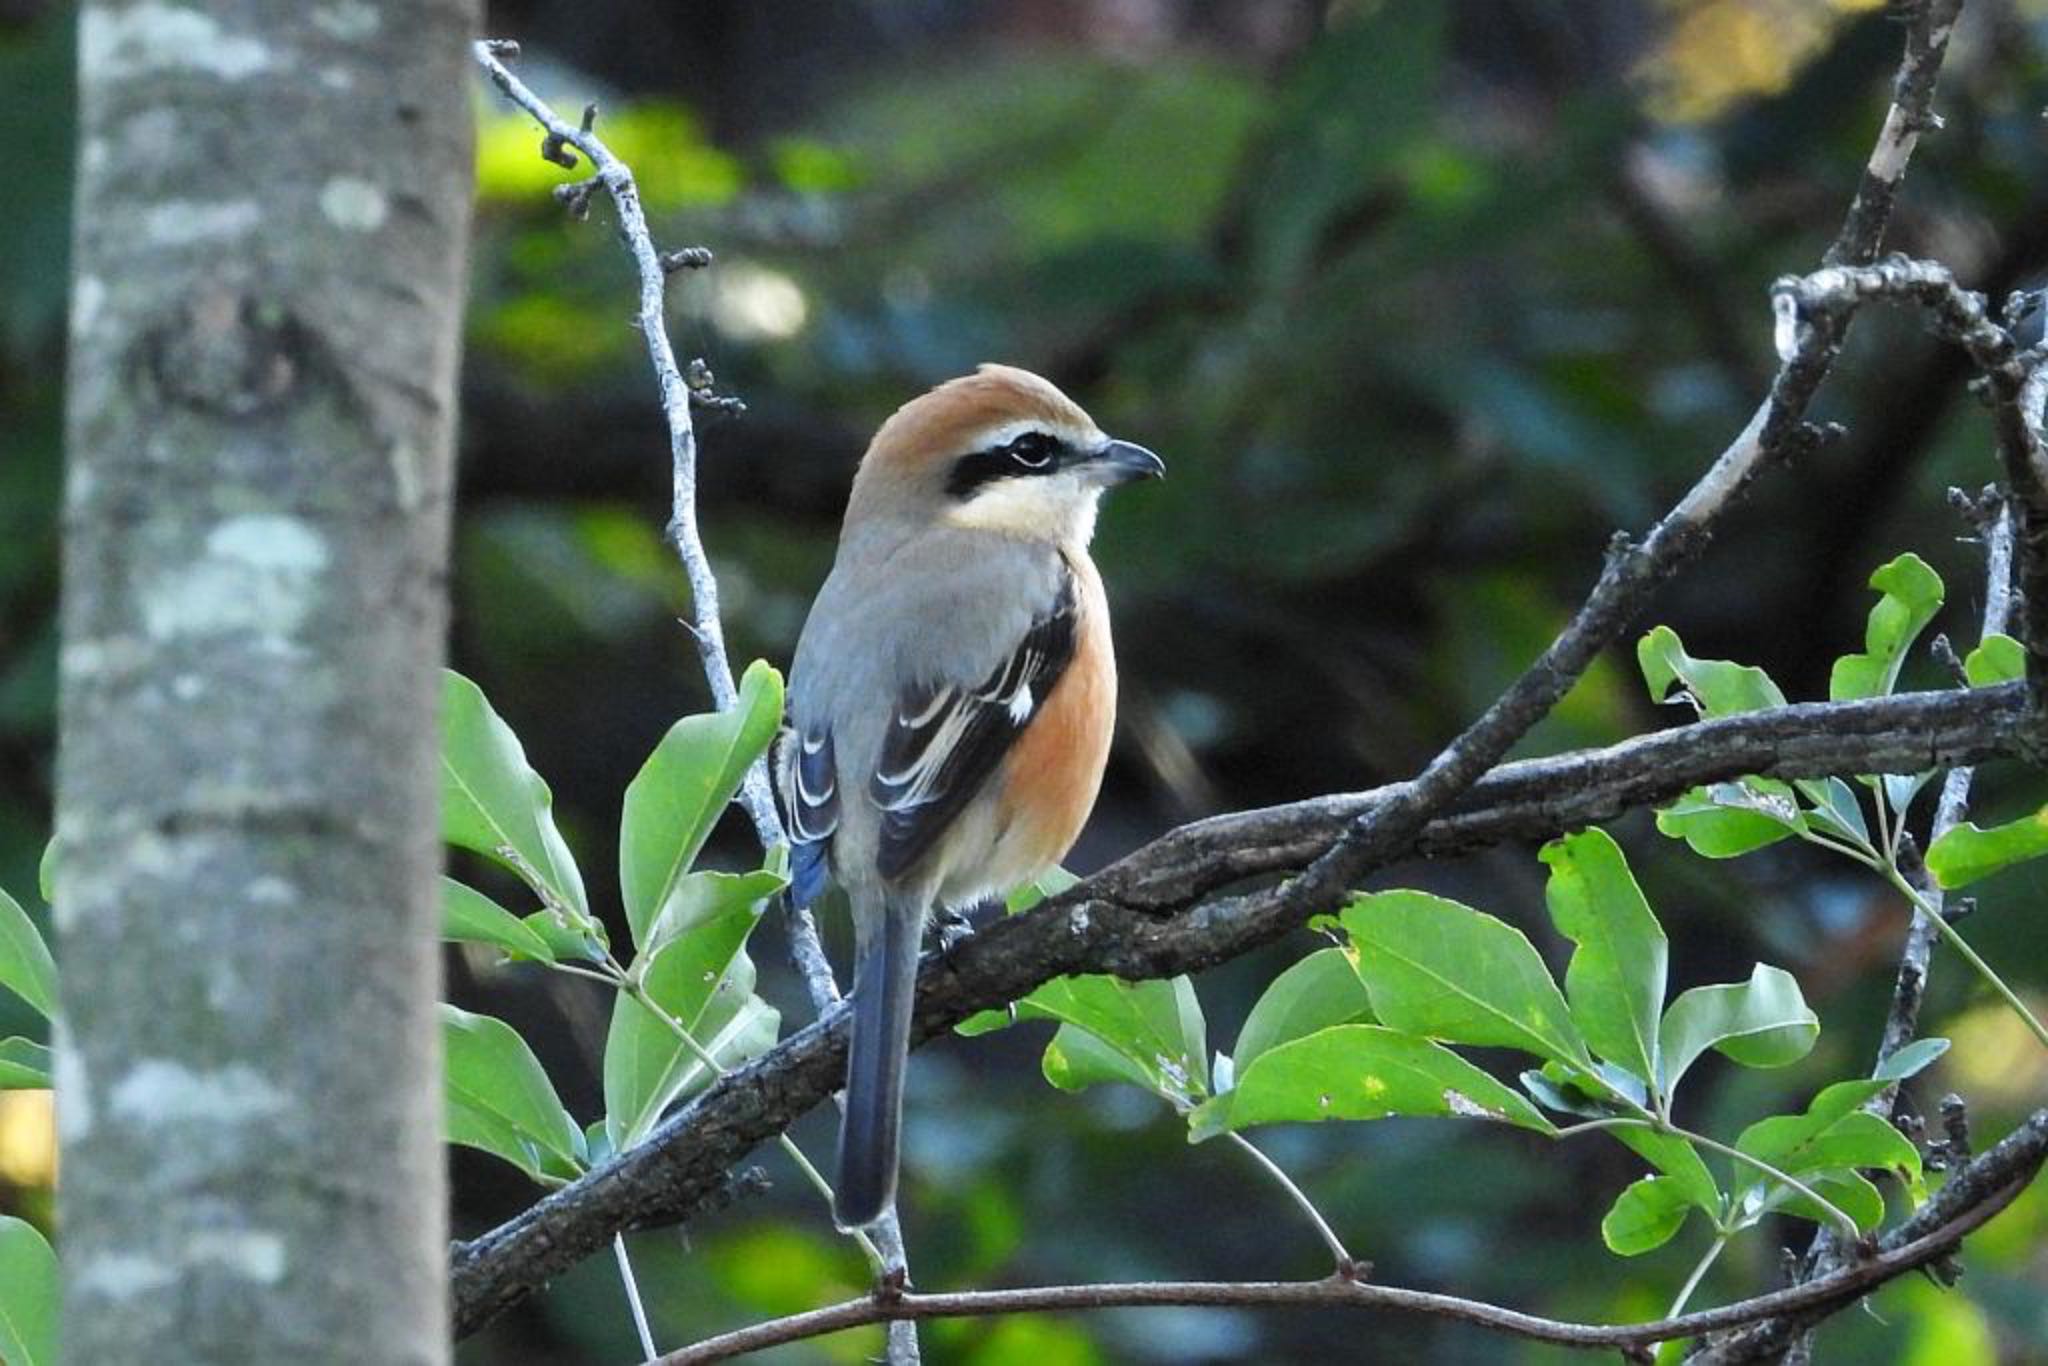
left=9, top=0, right=2048, bottom=1361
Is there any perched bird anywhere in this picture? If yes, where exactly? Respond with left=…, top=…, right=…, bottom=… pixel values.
left=781, top=364, right=1163, bottom=1228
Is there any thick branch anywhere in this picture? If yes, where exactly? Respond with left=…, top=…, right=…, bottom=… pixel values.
left=655, top=1110, right=2048, bottom=1364
left=450, top=683, right=2028, bottom=1334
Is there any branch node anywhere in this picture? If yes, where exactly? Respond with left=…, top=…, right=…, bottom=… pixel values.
left=874, top=1265, right=910, bottom=1306
left=661, top=246, right=716, bottom=273
left=1943, top=896, right=1976, bottom=925
left=1335, top=1257, right=1374, bottom=1284
left=539, top=132, right=579, bottom=171
left=481, top=37, right=521, bottom=60
left=580, top=101, right=599, bottom=133
left=1930, top=633, right=1967, bottom=686
left=553, top=177, right=600, bottom=220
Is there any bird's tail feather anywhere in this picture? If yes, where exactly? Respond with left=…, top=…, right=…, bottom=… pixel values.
left=835, top=902, right=921, bottom=1228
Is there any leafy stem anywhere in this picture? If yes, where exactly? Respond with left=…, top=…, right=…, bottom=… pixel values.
left=1800, top=817, right=2048, bottom=1052
left=1224, top=1132, right=1354, bottom=1269
left=1875, top=860, right=2048, bottom=1052
left=1554, top=1115, right=1860, bottom=1243
left=1666, top=1230, right=1732, bottom=1320
left=550, top=954, right=886, bottom=1270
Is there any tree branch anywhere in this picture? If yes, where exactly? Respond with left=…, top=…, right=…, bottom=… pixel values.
left=449, top=681, right=2029, bottom=1335
left=653, top=1110, right=2048, bottom=1364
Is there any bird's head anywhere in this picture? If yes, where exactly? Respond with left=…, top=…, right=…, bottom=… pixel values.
left=846, top=364, right=1163, bottom=547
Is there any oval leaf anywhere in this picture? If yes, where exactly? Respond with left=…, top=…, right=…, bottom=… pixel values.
left=1602, top=1175, right=1691, bottom=1255
left=0, top=1216, right=57, bottom=1366
left=1613, top=1125, right=1723, bottom=1216
left=642, top=868, right=787, bottom=963
left=442, top=878, right=558, bottom=964
left=1964, top=633, right=2024, bottom=687
left=441, top=671, right=589, bottom=917
left=1925, top=809, right=2048, bottom=889
left=604, top=897, right=776, bottom=1148
left=1001, top=974, right=1208, bottom=1106
left=0, top=886, right=56, bottom=1022
left=1655, top=782, right=1803, bottom=859
left=1658, top=964, right=1818, bottom=1095
left=1212, top=1024, right=1555, bottom=1136
left=1341, top=890, right=1587, bottom=1067
left=442, top=1004, right=584, bottom=1182
left=618, top=660, right=783, bottom=950
left=1541, top=830, right=1667, bottom=1090
left=1233, top=947, right=1375, bottom=1079
left=1829, top=553, right=1945, bottom=701
left=1638, top=626, right=1787, bottom=716
left=1875, top=1036, right=1948, bottom=1083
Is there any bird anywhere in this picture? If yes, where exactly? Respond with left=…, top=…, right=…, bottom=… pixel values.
left=779, top=363, right=1163, bottom=1229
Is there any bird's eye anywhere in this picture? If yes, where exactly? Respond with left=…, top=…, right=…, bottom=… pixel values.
left=1007, top=432, right=1058, bottom=469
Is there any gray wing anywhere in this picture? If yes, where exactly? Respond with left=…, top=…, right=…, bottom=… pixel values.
left=871, top=569, right=1077, bottom=880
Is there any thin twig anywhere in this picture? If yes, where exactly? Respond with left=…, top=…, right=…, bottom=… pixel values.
left=649, top=1110, right=2047, bottom=1365
left=1224, top=1132, right=1354, bottom=1270
left=1774, top=497, right=2020, bottom=1356
left=615, top=1235, right=659, bottom=1360
left=473, top=39, right=917, bottom=1355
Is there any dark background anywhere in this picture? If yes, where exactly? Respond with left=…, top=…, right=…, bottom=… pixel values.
left=5, top=0, right=2048, bottom=1361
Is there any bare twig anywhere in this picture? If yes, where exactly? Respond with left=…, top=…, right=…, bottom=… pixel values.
left=651, top=1111, right=2047, bottom=1365
left=472, top=41, right=918, bottom=1358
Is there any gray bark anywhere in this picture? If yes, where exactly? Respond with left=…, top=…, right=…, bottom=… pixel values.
left=56, top=3, right=476, bottom=1362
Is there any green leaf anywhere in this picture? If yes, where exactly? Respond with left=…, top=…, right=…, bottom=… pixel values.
left=441, top=670, right=589, bottom=917
left=1613, top=1125, right=1723, bottom=1216
left=1829, top=553, right=1945, bottom=701
left=1520, top=1068, right=1624, bottom=1120
left=1925, top=808, right=2048, bottom=889
left=1964, top=633, right=2024, bottom=687
left=1875, top=1036, right=1949, bottom=1082
left=0, top=886, right=56, bottom=1021
left=1734, top=1079, right=1921, bottom=1218
left=36, top=839, right=55, bottom=906
left=0, top=1039, right=51, bottom=1090
left=999, top=975, right=1208, bottom=1106
left=1654, top=781, right=1804, bottom=858
left=0, top=1216, right=57, bottom=1366
left=642, top=869, right=787, bottom=962
left=1798, top=777, right=1870, bottom=846
left=1340, top=890, right=1587, bottom=1067
left=442, top=878, right=558, bottom=964
left=603, top=898, right=778, bottom=1149
left=1638, top=625, right=1788, bottom=717
left=1232, top=947, right=1375, bottom=1079
left=442, top=1004, right=585, bottom=1184
left=1197, top=1024, right=1554, bottom=1140
left=1658, top=965, right=1818, bottom=1095
left=1602, top=1175, right=1692, bottom=1255
left=1006, top=866, right=1079, bottom=913
left=1768, top=1169, right=1887, bottom=1231
left=1541, top=830, right=1666, bottom=1089
left=617, top=660, right=784, bottom=950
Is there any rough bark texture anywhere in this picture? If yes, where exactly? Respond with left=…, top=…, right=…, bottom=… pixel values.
left=56, top=4, right=476, bottom=1362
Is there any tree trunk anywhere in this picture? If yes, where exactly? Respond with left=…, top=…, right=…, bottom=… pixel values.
left=56, top=4, right=476, bottom=1361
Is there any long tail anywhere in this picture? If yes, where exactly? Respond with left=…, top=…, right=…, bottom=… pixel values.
left=835, top=900, right=922, bottom=1228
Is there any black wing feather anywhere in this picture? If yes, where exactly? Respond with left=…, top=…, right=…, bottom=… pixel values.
left=783, top=723, right=840, bottom=907
left=871, top=572, right=1077, bottom=881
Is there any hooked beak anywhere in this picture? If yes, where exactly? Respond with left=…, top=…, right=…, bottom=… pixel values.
left=1085, top=438, right=1165, bottom=486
